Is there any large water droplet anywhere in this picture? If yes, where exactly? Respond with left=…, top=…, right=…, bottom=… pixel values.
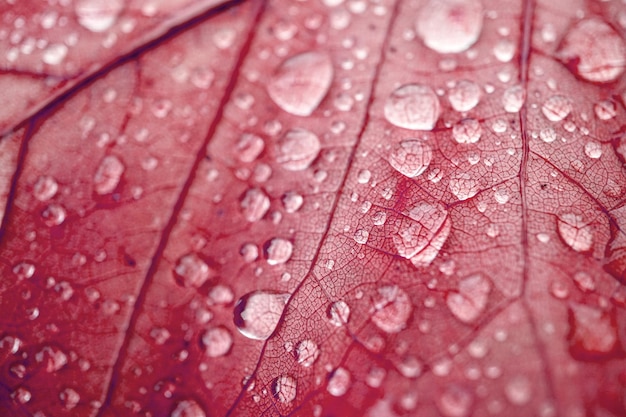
left=94, top=155, right=124, bottom=195
left=370, top=285, right=412, bottom=333
left=502, top=85, right=525, bottom=113
left=327, top=367, right=351, bottom=397
left=384, top=84, right=440, bottom=130
left=504, top=376, right=532, bottom=405
left=448, top=80, right=481, bottom=112
left=446, top=274, right=491, bottom=323
left=438, top=385, right=472, bottom=417
left=568, top=303, right=617, bottom=358
left=541, top=95, right=571, bottom=122
left=173, top=254, right=213, bottom=288
left=416, top=0, right=484, bottom=53
left=240, top=188, right=270, bottom=222
left=276, top=129, right=320, bottom=171
left=75, top=0, right=123, bottom=32
left=388, top=139, right=432, bottom=178
left=171, top=400, right=206, bottom=417
left=452, top=118, right=482, bottom=144
left=353, top=229, right=369, bottom=244
left=264, top=238, right=293, bottom=265
left=584, top=142, right=602, bottom=159
left=557, top=213, right=593, bottom=252
left=233, top=291, right=290, bottom=340
left=558, top=18, right=626, bottom=83
left=295, top=339, right=320, bottom=367
left=202, top=326, right=232, bottom=357
left=449, top=173, right=479, bottom=200
left=272, top=375, right=297, bottom=404
left=328, top=300, right=351, bottom=326
left=267, top=51, right=333, bottom=116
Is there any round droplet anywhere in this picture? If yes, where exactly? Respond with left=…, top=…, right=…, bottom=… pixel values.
left=42, top=44, right=68, bottom=65
left=353, top=229, right=369, bottom=244
left=594, top=100, right=617, bottom=120
left=449, top=173, right=479, bottom=200
left=240, top=188, right=270, bottom=222
left=208, top=285, right=234, bottom=305
left=264, top=238, right=293, bottom=265
left=568, top=303, right=617, bottom=357
left=493, top=39, right=515, bottom=62
left=438, top=385, right=472, bottom=417
left=357, top=169, right=371, bottom=184
left=59, top=388, right=80, bottom=410
left=416, top=0, right=483, bottom=53
left=282, top=192, right=304, bottom=213
left=171, top=400, right=206, bottom=417
left=33, top=176, right=58, bottom=201
left=573, top=271, right=595, bottom=292
left=584, top=142, right=602, bottom=159
left=448, top=80, right=481, bottom=112
left=502, top=85, right=525, bottom=113
left=11, top=387, right=31, bottom=404
left=327, top=367, right=351, bottom=397
left=558, top=18, right=626, bottom=83
left=542, top=95, right=571, bottom=122
left=94, top=155, right=124, bottom=195
left=539, top=128, right=557, bottom=143
left=452, top=118, right=482, bottom=144
left=42, top=204, right=66, bottom=227
left=370, top=285, right=412, bottom=333
left=372, top=211, right=387, bottom=226
left=328, top=300, right=350, bottom=326
left=75, top=0, right=123, bottom=32
left=202, top=326, right=232, bottom=357
left=446, top=274, right=491, bottom=323
left=276, top=129, right=320, bottom=171
left=267, top=51, right=333, bottom=116
left=385, top=84, right=440, bottom=130
left=388, top=140, right=432, bottom=177
left=174, top=254, right=212, bottom=288
left=236, top=133, right=265, bottom=163
left=494, top=188, right=509, bottom=204
left=504, top=376, right=532, bottom=405
left=233, top=291, right=290, bottom=340
left=272, top=375, right=297, bottom=404
left=295, top=339, right=320, bottom=367
left=396, top=356, right=423, bottom=378
left=557, top=213, right=593, bottom=252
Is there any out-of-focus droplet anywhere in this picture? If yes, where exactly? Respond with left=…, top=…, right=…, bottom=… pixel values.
left=171, top=400, right=206, bottom=417
left=173, top=254, right=213, bottom=288
left=388, top=140, right=432, bottom=177
left=353, top=229, right=369, bottom=244
left=276, top=129, right=320, bottom=171
left=202, top=326, right=232, bottom=357
left=539, top=127, right=557, bottom=143
left=370, top=285, right=412, bottom=333
left=295, top=339, right=319, bottom=367
left=267, top=51, right=333, bottom=116
left=384, top=84, right=440, bottom=130
left=33, top=176, right=58, bottom=202
left=282, top=192, right=304, bottom=213
left=493, top=39, right=515, bottom=62
left=594, top=99, right=617, bottom=120
left=42, top=204, right=66, bottom=227
left=573, top=271, right=595, bottom=292
left=240, top=188, right=270, bottom=222
left=59, top=388, right=80, bottom=410
left=328, top=300, right=350, bottom=326
left=416, top=0, right=483, bottom=53
left=35, top=346, right=68, bottom=372
left=452, top=118, right=482, bottom=144
left=75, top=0, right=123, bottom=32
left=264, top=238, right=293, bottom=265
left=437, top=385, right=473, bottom=417
left=557, top=213, right=593, bottom=252
left=568, top=303, right=617, bottom=357
left=449, top=173, right=479, bottom=200
left=272, top=375, right=297, bottom=404
left=504, top=376, right=532, bottom=405
left=233, top=291, right=290, bottom=340
left=541, top=95, right=571, bottom=122
left=502, top=85, right=525, bottom=113
left=448, top=80, right=481, bottom=112
left=94, top=155, right=124, bottom=195
left=327, top=367, right=351, bottom=397
left=584, top=142, right=602, bottom=159
left=372, top=211, right=387, bottom=226
left=446, top=274, right=491, bottom=323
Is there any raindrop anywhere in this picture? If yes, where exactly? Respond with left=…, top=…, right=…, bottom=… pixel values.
left=33, top=176, right=58, bottom=201
left=357, top=169, right=371, bottom=184
left=150, top=328, right=171, bottom=345
left=264, top=238, right=293, bottom=265
left=35, top=346, right=68, bottom=372
left=276, top=129, right=321, bottom=171
left=173, top=254, right=213, bottom=288
left=327, top=367, right=351, bottom=397
left=328, top=300, right=351, bottom=326
left=452, top=118, right=482, bottom=144
left=493, top=39, right=515, bottom=62
left=494, top=188, right=509, bottom=204
left=93, top=155, right=124, bottom=195
left=502, top=85, right=525, bottom=113
left=370, top=285, right=412, bottom=333
left=295, top=339, right=319, bottom=367
left=202, top=326, right=233, bottom=357
left=584, top=142, right=602, bottom=159
left=541, top=95, right=571, bottom=122
left=594, top=100, right=616, bottom=120
left=233, top=291, right=290, bottom=340
left=240, top=188, right=270, bottom=222
left=42, top=204, right=67, bottom=227
left=557, top=213, right=593, bottom=252
left=448, top=80, right=481, bottom=112
left=384, top=84, right=440, bottom=130
left=236, top=133, right=265, bottom=163
left=437, top=385, right=472, bottom=417
left=42, top=44, right=68, bottom=65
left=388, top=140, right=432, bottom=178
left=416, top=0, right=483, bottom=53
left=372, top=211, right=387, bottom=226
left=573, top=271, right=595, bottom=292
left=272, top=375, right=297, bottom=404
left=568, top=303, right=617, bottom=356
left=171, top=400, right=206, bottom=417
left=267, top=51, right=333, bottom=116
left=504, top=376, right=532, bottom=405
left=446, top=274, right=491, bottom=323
left=539, top=128, right=557, bottom=143
left=353, top=229, right=369, bottom=244
left=396, top=356, right=422, bottom=378
left=449, top=173, right=479, bottom=200
left=282, top=192, right=304, bottom=213
left=59, top=388, right=80, bottom=410
left=75, top=0, right=123, bottom=32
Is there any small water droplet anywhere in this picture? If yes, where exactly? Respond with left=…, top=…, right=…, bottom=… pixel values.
left=233, top=291, right=290, bottom=340
left=191, top=67, right=214, bottom=90
left=542, top=95, right=571, bottom=122
left=13, top=262, right=35, bottom=280
left=240, top=188, right=270, bottom=222
left=416, top=0, right=483, bottom=53
left=353, top=229, right=369, bottom=244
left=502, top=85, right=525, bottom=113
left=446, top=274, right=491, bottom=323
left=328, top=300, right=351, bottom=326
left=42, top=204, right=67, bottom=227
left=282, top=192, right=304, bottom=213
left=370, top=285, right=412, bottom=333
left=573, top=271, right=595, bottom=292
left=396, top=355, right=422, bottom=378
left=33, top=176, right=58, bottom=201
left=149, top=327, right=171, bottom=345
left=264, top=238, right=293, bottom=265
left=449, top=173, right=479, bottom=200
left=276, top=129, right=320, bottom=171
left=59, top=388, right=80, bottom=410
left=11, top=387, right=31, bottom=404
left=213, top=28, right=236, bottom=49
left=327, top=367, right=351, bottom=397
left=267, top=51, right=333, bottom=116
left=171, top=400, right=206, bottom=417
left=384, top=84, right=440, bottom=130
left=568, top=303, right=617, bottom=357
left=505, top=376, right=532, bottom=405
left=388, top=140, right=432, bottom=178
left=448, top=80, right=481, bottom=112
left=438, top=385, right=472, bottom=417
left=235, top=133, right=265, bottom=163
left=272, top=375, right=297, bottom=404
left=494, top=188, right=509, bottom=204
left=557, top=213, right=593, bottom=252
left=295, top=339, right=319, bottom=367
left=208, top=285, right=234, bottom=305
left=202, top=326, right=232, bottom=357
left=94, top=155, right=124, bottom=195
left=372, top=211, right=387, bottom=226
left=35, top=346, right=68, bottom=372
left=357, top=169, right=371, bottom=184
left=452, top=118, right=482, bottom=144
left=493, top=39, right=515, bottom=62
left=272, top=20, right=298, bottom=41
left=173, top=254, right=213, bottom=288
left=75, top=0, right=123, bottom=32
left=240, top=243, right=259, bottom=263
left=584, top=142, right=602, bottom=159
left=539, top=128, right=557, bottom=143
left=594, top=100, right=616, bottom=120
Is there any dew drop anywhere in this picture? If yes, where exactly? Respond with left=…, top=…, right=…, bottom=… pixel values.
left=202, top=326, right=232, bottom=358
left=396, top=355, right=423, bottom=378
left=233, top=291, right=290, bottom=340
left=584, top=142, right=602, bottom=159
left=267, top=51, right=333, bottom=116
left=33, top=176, right=58, bottom=201
left=42, top=43, right=68, bottom=65
left=504, top=376, right=532, bottom=405
left=448, top=80, right=481, bottom=112
left=240, top=243, right=259, bottom=263
left=264, top=238, right=293, bottom=265
left=493, top=188, right=509, bottom=204
left=357, top=169, right=371, bottom=184
left=208, top=285, right=234, bottom=305
left=573, top=271, right=595, bottom=292
left=493, top=39, right=515, bottom=62
left=568, top=303, right=617, bottom=357
left=213, top=29, right=236, bottom=49
left=235, top=133, right=265, bottom=163
left=502, top=85, right=525, bottom=113
left=446, top=274, right=491, bottom=323
left=327, top=367, right=351, bottom=397
left=541, top=95, right=571, bottom=122
left=557, top=213, right=593, bottom=252
left=75, top=0, right=123, bottom=32
left=328, top=300, right=350, bottom=327
left=191, top=67, right=215, bottom=90
left=388, top=140, right=432, bottom=178
left=276, top=129, right=320, bottom=171
left=11, top=387, right=31, bottom=404
left=353, top=229, right=369, bottom=244
left=372, top=211, right=387, bottom=226
left=282, top=192, right=304, bottom=213
left=416, top=0, right=483, bottom=53
left=384, top=84, right=440, bottom=130
left=240, top=188, right=270, bottom=222
left=449, top=173, right=479, bottom=200
left=272, top=375, right=297, bottom=404
left=539, top=128, right=557, bottom=143
left=295, top=339, right=320, bottom=367
left=42, top=204, right=66, bottom=227
left=452, top=118, right=482, bottom=144
left=35, top=346, right=68, bottom=372
left=94, top=155, right=124, bottom=195
left=59, top=388, right=80, bottom=410
left=171, top=400, right=206, bottom=417
left=173, top=254, right=213, bottom=288
left=149, top=327, right=171, bottom=345
left=594, top=100, right=617, bottom=120
left=370, top=285, right=412, bottom=333
left=437, top=385, right=472, bottom=417
left=394, top=203, right=450, bottom=267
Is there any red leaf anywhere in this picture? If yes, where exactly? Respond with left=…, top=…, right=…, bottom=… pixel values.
left=1, top=1, right=626, bottom=416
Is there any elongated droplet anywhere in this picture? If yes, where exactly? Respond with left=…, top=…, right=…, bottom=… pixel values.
left=94, top=155, right=124, bottom=195
left=557, top=213, right=593, bottom=252
left=394, top=203, right=450, bottom=267
left=388, top=140, right=432, bottom=177
left=240, top=188, right=270, bottom=222
left=171, top=400, right=206, bottom=417
left=448, top=80, right=481, bottom=112
left=276, top=129, right=320, bottom=171
left=446, top=274, right=491, bottom=323
left=370, top=285, right=412, bottom=333
left=75, top=0, right=123, bottom=32
left=327, top=367, right=351, bottom=397
left=272, top=375, right=297, bottom=404
left=295, top=339, right=319, bottom=367
left=233, top=291, right=290, bottom=340
left=416, top=0, right=484, bottom=54
left=384, top=84, right=440, bottom=130
left=202, top=326, right=233, bottom=357
left=568, top=303, right=617, bottom=359
left=542, top=95, right=571, bottom=122
left=267, top=51, right=333, bottom=116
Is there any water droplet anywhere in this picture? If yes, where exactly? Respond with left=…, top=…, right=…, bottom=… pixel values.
left=233, top=291, right=290, bottom=340
left=449, top=173, right=479, bottom=200
left=0, top=335, right=23, bottom=354
left=558, top=18, right=626, bottom=83
left=416, top=0, right=483, bottom=53
left=504, top=376, right=532, bottom=405
left=370, top=285, right=412, bottom=333
left=150, top=328, right=171, bottom=345
left=353, top=229, right=369, bottom=244
left=327, top=367, right=351, bottom=397
left=282, top=192, right=303, bottom=213
left=235, top=133, right=265, bottom=163
left=267, top=51, right=333, bottom=116
left=452, top=118, right=482, bottom=144
left=11, top=387, right=31, bottom=404
left=493, top=188, right=509, bottom=204
left=557, top=213, right=593, bottom=252
left=42, top=204, right=67, bottom=227
left=295, top=339, right=319, bottom=367
left=573, top=271, right=595, bottom=292
left=568, top=303, right=617, bottom=358
left=208, top=285, right=234, bottom=305
left=264, top=238, right=293, bottom=265
left=272, top=375, right=297, bottom=404
left=396, top=356, right=422, bottom=378
left=542, top=95, right=571, bottom=122
left=35, top=346, right=68, bottom=372
left=493, top=39, right=515, bottom=62
left=276, top=129, right=320, bottom=171
left=191, top=67, right=214, bottom=90
left=539, top=127, right=557, bottom=143
left=213, top=29, right=236, bottom=49
left=446, top=274, right=491, bottom=323
left=357, top=169, right=371, bottom=184
left=202, top=326, right=232, bottom=357
left=584, top=142, right=602, bottom=159
left=388, top=140, right=432, bottom=177
left=594, top=100, right=617, bottom=120
left=240, top=188, right=270, bottom=222
left=372, top=211, right=387, bottom=226
left=240, top=243, right=259, bottom=263
left=384, top=84, right=440, bottom=130
left=438, top=385, right=472, bottom=417
left=272, top=20, right=298, bottom=41
left=59, top=388, right=80, bottom=410
left=93, top=155, right=124, bottom=195
left=173, top=254, right=213, bottom=288
left=448, top=80, right=481, bottom=112
left=75, top=0, right=123, bottom=32
left=171, top=400, right=206, bottom=417
left=502, top=85, right=525, bottom=113
left=328, top=300, right=350, bottom=326
left=42, top=43, right=68, bottom=65
left=33, top=176, right=58, bottom=201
